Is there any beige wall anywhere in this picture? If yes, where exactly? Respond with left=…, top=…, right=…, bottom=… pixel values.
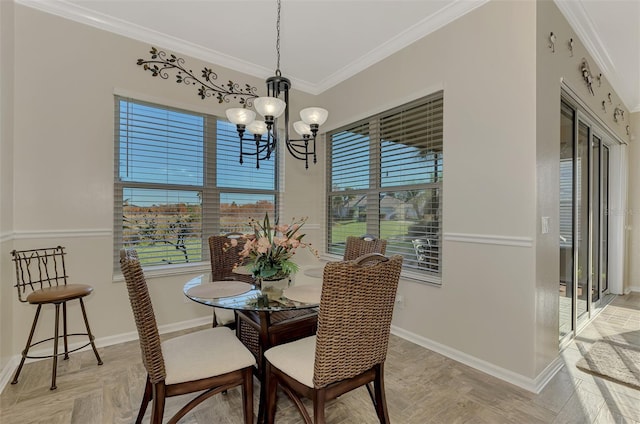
left=319, top=0, right=539, bottom=378
left=627, top=110, right=640, bottom=291
left=1, top=0, right=16, bottom=373
left=2, top=0, right=635, bottom=390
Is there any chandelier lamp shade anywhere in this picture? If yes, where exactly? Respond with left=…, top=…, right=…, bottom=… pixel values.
left=225, top=0, right=328, bottom=169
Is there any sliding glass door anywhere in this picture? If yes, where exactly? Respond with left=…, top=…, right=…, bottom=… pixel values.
left=559, top=99, right=610, bottom=341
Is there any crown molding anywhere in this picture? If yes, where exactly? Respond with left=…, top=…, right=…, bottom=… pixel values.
left=313, top=0, right=490, bottom=95
left=554, top=0, right=638, bottom=112
left=17, top=0, right=489, bottom=96
left=15, top=0, right=275, bottom=86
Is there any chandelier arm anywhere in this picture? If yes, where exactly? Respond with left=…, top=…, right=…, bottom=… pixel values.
left=237, top=134, right=277, bottom=169
left=137, top=47, right=260, bottom=106
left=284, top=138, right=317, bottom=169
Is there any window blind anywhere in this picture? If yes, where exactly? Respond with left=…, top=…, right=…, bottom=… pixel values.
left=114, top=97, right=277, bottom=269
left=327, top=91, right=444, bottom=279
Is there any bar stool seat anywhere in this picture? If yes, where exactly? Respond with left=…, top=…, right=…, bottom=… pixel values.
left=26, top=284, right=93, bottom=304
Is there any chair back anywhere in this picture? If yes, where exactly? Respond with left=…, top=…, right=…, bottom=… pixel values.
left=119, top=249, right=166, bottom=384
left=11, top=246, right=69, bottom=302
left=343, top=235, right=387, bottom=261
left=208, top=233, right=253, bottom=283
left=313, top=253, right=402, bottom=388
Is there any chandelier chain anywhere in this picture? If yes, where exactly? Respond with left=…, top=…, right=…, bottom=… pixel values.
left=275, top=0, right=281, bottom=76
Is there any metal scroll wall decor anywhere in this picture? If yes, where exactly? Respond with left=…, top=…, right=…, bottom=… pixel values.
left=137, top=47, right=259, bottom=107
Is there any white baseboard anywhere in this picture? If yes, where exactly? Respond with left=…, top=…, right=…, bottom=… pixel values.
left=626, top=286, right=640, bottom=294
left=390, top=325, right=564, bottom=394
left=0, top=316, right=210, bottom=394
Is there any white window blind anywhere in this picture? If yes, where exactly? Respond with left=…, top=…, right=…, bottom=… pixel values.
left=115, top=97, right=276, bottom=269
left=327, top=91, right=444, bottom=280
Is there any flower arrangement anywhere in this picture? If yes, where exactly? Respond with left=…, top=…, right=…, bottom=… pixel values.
left=230, top=213, right=317, bottom=280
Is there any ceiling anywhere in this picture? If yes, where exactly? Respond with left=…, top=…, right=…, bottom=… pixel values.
left=18, top=0, right=640, bottom=112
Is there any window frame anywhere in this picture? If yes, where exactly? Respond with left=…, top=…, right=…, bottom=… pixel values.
left=326, top=91, right=444, bottom=285
left=113, top=96, right=278, bottom=273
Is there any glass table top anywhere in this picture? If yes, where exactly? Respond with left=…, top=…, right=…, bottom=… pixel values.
left=183, top=272, right=322, bottom=312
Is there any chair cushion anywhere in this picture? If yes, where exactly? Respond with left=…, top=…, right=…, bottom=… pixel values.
left=162, top=326, right=255, bottom=385
left=265, top=335, right=316, bottom=388
left=215, top=307, right=236, bottom=326
left=27, top=284, right=93, bottom=304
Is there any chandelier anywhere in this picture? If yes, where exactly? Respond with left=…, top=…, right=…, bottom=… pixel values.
left=225, top=0, right=328, bottom=169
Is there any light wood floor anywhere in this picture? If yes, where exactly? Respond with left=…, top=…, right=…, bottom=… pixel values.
left=1, top=293, right=639, bottom=423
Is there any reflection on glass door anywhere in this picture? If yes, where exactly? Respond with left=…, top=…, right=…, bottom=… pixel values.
left=559, top=103, right=573, bottom=339
left=559, top=99, right=610, bottom=342
left=576, top=121, right=589, bottom=325
left=601, top=146, right=609, bottom=294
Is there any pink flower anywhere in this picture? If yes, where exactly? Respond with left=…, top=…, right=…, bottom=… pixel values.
left=229, top=239, right=238, bottom=247
left=240, top=239, right=255, bottom=257
left=256, top=237, right=271, bottom=254
left=289, top=238, right=301, bottom=248
left=275, top=224, right=289, bottom=233
left=273, top=236, right=288, bottom=247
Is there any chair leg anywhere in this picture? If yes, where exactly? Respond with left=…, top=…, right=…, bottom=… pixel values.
left=373, top=365, right=390, bottom=424
left=242, top=368, right=254, bottom=424
left=51, top=303, right=61, bottom=390
left=313, top=389, right=327, bottom=424
left=79, top=298, right=103, bottom=365
left=265, top=362, right=278, bottom=424
left=150, top=383, right=166, bottom=424
left=135, top=376, right=153, bottom=424
left=62, top=302, right=69, bottom=360
left=11, top=305, right=43, bottom=386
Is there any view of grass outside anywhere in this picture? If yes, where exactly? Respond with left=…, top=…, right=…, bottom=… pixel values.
left=116, top=97, right=277, bottom=268
left=123, top=200, right=275, bottom=266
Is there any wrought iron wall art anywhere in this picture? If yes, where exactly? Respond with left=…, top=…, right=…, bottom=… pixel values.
left=602, top=101, right=606, bottom=112
left=580, top=58, right=594, bottom=95
left=627, top=125, right=631, bottom=136
left=568, top=38, right=574, bottom=56
left=137, top=47, right=259, bottom=106
left=597, top=73, right=602, bottom=87
left=549, top=32, right=556, bottom=52
left=608, top=93, right=613, bottom=104
left=614, top=106, right=624, bottom=122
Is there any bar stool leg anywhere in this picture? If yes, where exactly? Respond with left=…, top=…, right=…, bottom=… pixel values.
left=63, top=302, right=69, bottom=360
left=51, top=303, right=61, bottom=390
left=11, top=305, right=42, bottom=385
left=79, top=298, right=103, bottom=365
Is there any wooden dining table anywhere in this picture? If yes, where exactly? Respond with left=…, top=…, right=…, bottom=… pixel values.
left=183, top=265, right=324, bottom=422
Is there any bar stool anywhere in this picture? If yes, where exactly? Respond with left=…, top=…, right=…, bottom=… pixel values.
left=10, top=246, right=103, bottom=390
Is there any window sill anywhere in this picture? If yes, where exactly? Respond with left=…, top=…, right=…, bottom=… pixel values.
left=113, top=261, right=211, bottom=283
left=400, top=269, right=442, bottom=286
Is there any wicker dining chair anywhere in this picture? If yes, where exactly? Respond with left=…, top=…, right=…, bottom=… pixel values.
left=10, top=246, right=103, bottom=390
left=208, top=233, right=254, bottom=327
left=342, top=235, right=387, bottom=261
left=264, top=253, right=403, bottom=424
left=120, top=249, right=255, bottom=424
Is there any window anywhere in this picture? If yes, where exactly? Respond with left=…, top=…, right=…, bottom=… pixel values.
left=327, top=91, right=444, bottom=281
left=114, top=97, right=277, bottom=268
